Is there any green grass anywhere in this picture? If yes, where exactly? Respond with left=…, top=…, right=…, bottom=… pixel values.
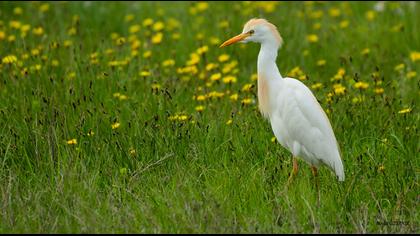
left=0, top=1, right=419, bottom=233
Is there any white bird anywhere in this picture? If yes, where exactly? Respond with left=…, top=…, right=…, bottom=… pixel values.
left=220, top=18, right=345, bottom=183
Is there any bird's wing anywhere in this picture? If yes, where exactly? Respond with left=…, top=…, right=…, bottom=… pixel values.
left=271, top=78, right=342, bottom=173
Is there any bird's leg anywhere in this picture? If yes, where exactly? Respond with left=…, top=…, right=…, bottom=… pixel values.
left=286, top=157, right=299, bottom=185
left=311, top=166, right=320, bottom=207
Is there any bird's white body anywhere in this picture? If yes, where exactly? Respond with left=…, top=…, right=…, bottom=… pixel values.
left=221, top=18, right=344, bottom=181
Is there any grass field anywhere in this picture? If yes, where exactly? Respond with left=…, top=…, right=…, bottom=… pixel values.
left=0, top=1, right=419, bottom=233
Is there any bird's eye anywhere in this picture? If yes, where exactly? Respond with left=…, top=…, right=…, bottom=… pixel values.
left=249, top=30, right=255, bottom=34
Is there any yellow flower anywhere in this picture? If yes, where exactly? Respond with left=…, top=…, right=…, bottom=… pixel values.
left=115, top=37, right=126, bottom=46
left=0, top=31, right=5, bottom=40
left=410, top=51, right=420, bottom=62
left=242, top=83, right=254, bottom=92
left=339, top=20, right=349, bottom=29
left=31, top=48, right=40, bottom=56
left=394, top=63, right=405, bottom=72
left=250, top=73, right=258, bottom=81
left=195, top=95, right=206, bottom=101
left=306, top=34, right=318, bottom=43
left=13, top=7, right=23, bottom=15
left=139, top=70, right=151, bottom=77
left=398, top=108, right=411, bottom=114
left=187, top=53, right=200, bottom=66
left=361, top=48, right=370, bottom=56
left=317, top=59, right=326, bottom=66
left=152, top=21, right=164, bottom=31
left=196, top=2, right=209, bottom=11
left=125, top=14, right=135, bottom=22
left=230, top=93, right=239, bottom=101
left=406, top=71, right=417, bottom=79
left=20, top=24, right=31, bottom=33
left=218, top=54, right=230, bottom=63
left=33, top=27, right=44, bottom=35
left=67, top=139, right=77, bottom=145
left=374, top=87, right=384, bottom=95
left=143, top=18, right=154, bottom=27
left=287, top=66, right=304, bottom=77
left=68, top=72, right=76, bottom=79
left=309, top=10, right=323, bottom=19
left=197, top=45, right=209, bottom=55
left=51, top=59, right=59, bottom=67
left=271, top=137, right=277, bottom=143
left=210, top=37, right=220, bottom=45
left=195, top=105, right=205, bottom=112
left=119, top=95, right=128, bottom=100
left=151, top=32, right=163, bottom=44
left=223, top=75, right=237, bottom=84
left=2, top=55, right=18, bottom=64
left=129, top=24, right=141, bottom=34
left=172, top=33, right=180, bottom=40
left=329, top=8, right=341, bottom=17
left=333, top=84, right=346, bottom=95
left=9, top=20, right=21, bottom=29
left=111, top=122, right=121, bottom=129
left=8, top=34, right=15, bottom=41
left=311, top=82, right=323, bottom=90
left=162, top=59, right=175, bottom=67
left=365, top=10, right=376, bottom=21
left=64, top=40, right=73, bottom=47
left=129, top=148, right=136, bottom=156
left=206, top=63, right=218, bottom=71
left=143, top=50, right=152, bottom=58
left=226, top=119, right=233, bottom=125
left=210, top=73, right=222, bottom=81
left=168, top=115, right=188, bottom=122
left=39, top=3, right=50, bottom=12
left=354, top=81, right=369, bottom=90
left=378, top=165, right=385, bottom=172
left=352, top=95, right=365, bottom=104
left=68, top=27, right=77, bottom=36
left=87, top=130, right=95, bottom=137
left=241, top=98, right=253, bottom=105
left=151, top=83, right=161, bottom=91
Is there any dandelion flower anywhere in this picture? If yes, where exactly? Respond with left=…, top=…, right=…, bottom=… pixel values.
left=143, top=18, right=154, bottom=27
left=2, top=55, right=18, bottom=64
left=361, top=48, right=370, bottom=56
left=398, top=108, right=412, bottom=114
left=394, top=63, right=405, bottom=72
left=230, top=93, right=239, bottom=101
left=365, top=10, right=376, bottom=21
left=333, top=84, right=346, bottom=95
left=306, top=34, right=318, bottom=43
left=410, top=51, right=420, bottom=62
left=226, top=119, right=233, bottom=125
left=406, top=71, right=417, bottom=79
left=152, top=21, right=164, bottom=31
left=374, top=87, right=384, bottom=95
left=33, top=27, right=44, bottom=36
left=223, top=75, right=237, bottom=84
left=111, top=122, right=121, bottom=129
left=67, top=139, right=77, bottom=145
left=241, top=98, right=253, bottom=105
left=354, top=81, right=369, bottom=89
left=218, top=54, right=230, bottom=63
left=195, top=105, right=205, bottom=112
left=317, top=59, right=326, bottom=66
left=210, top=73, right=222, bottom=81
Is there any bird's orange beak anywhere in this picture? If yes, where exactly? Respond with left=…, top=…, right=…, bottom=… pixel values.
left=219, top=32, right=251, bottom=48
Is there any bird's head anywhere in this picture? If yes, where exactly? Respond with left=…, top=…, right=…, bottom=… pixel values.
left=220, top=18, right=283, bottom=48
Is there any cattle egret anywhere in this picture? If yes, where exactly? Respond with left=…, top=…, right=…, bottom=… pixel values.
left=220, top=18, right=345, bottom=184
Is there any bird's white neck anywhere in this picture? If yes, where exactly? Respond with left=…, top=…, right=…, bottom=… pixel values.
left=257, top=42, right=282, bottom=119
left=257, top=42, right=281, bottom=78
